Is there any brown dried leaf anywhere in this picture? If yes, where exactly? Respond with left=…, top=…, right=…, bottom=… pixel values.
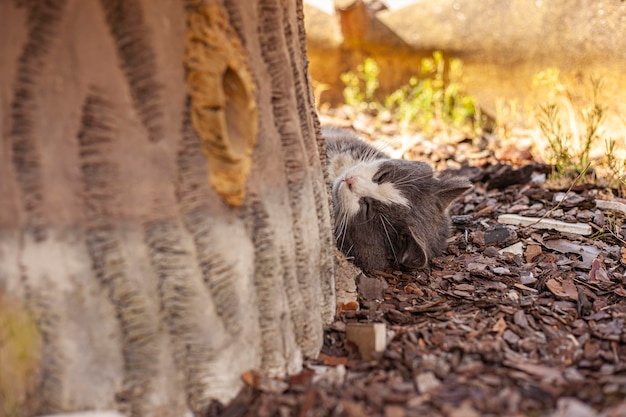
left=561, top=279, right=579, bottom=301
left=404, top=282, right=424, bottom=296
left=287, top=368, right=315, bottom=387
left=546, top=278, right=577, bottom=301
left=241, top=369, right=258, bottom=387
left=492, top=316, right=507, bottom=336
left=318, top=353, right=348, bottom=366
left=337, top=301, right=360, bottom=312
left=589, top=257, right=611, bottom=282
left=525, top=244, right=542, bottom=263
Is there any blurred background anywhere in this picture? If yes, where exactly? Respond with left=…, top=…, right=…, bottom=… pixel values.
left=303, top=0, right=626, bottom=194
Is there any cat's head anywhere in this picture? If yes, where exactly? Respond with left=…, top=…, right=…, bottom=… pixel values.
left=332, top=159, right=471, bottom=271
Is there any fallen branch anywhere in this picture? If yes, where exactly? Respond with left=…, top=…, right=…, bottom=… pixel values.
left=497, top=214, right=592, bottom=235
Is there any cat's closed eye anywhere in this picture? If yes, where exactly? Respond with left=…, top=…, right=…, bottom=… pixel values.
left=372, top=170, right=389, bottom=184
left=361, top=197, right=373, bottom=216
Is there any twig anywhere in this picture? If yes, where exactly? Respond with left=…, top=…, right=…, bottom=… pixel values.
left=526, top=162, right=591, bottom=228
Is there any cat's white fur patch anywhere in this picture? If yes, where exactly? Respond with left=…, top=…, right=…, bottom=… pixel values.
left=327, top=153, right=358, bottom=181
left=332, top=160, right=409, bottom=218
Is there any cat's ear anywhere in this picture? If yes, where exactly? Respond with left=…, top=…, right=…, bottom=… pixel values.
left=436, top=176, right=472, bottom=207
left=399, top=231, right=429, bottom=270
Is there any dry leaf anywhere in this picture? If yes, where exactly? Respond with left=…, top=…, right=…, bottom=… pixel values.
left=241, top=369, right=287, bottom=393
left=492, top=316, right=507, bottom=336
left=318, top=353, right=348, bottom=366
left=589, top=258, right=610, bottom=282
left=546, top=278, right=579, bottom=301
left=525, top=244, right=542, bottom=263
left=404, top=282, right=424, bottom=296
left=241, top=369, right=259, bottom=387
left=614, top=286, right=626, bottom=297
left=287, top=368, right=315, bottom=387
left=337, top=301, right=359, bottom=312
left=561, top=279, right=579, bottom=301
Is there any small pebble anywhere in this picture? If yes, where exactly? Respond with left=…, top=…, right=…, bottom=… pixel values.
left=520, top=271, right=537, bottom=285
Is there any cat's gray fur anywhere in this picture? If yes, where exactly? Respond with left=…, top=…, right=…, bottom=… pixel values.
left=324, top=127, right=472, bottom=271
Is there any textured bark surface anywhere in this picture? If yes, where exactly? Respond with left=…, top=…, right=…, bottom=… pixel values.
left=0, top=0, right=334, bottom=415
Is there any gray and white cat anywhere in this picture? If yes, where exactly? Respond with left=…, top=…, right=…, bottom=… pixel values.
left=324, top=127, right=472, bottom=271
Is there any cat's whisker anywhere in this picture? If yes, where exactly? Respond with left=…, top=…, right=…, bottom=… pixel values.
left=379, top=214, right=398, bottom=264
left=369, top=137, right=396, bottom=156
left=363, top=148, right=381, bottom=163
left=344, top=243, right=355, bottom=257
left=380, top=213, right=399, bottom=235
left=390, top=173, right=432, bottom=186
left=335, top=209, right=350, bottom=252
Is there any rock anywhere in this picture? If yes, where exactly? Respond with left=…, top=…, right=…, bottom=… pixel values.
left=483, top=224, right=518, bottom=246
left=414, top=371, right=441, bottom=394
left=519, top=271, right=537, bottom=285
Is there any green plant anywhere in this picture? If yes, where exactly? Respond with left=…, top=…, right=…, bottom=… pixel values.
left=385, top=52, right=478, bottom=134
left=340, top=53, right=479, bottom=135
left=494, top=98, right=534, bottom=140
left=534, top=69, right=607, bottom=180
left=604, top=138, right=626, bottom=195
left=340, top=57, right=381, bottom=113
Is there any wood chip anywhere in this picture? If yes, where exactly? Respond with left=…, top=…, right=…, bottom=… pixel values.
left=514, top=283, right=538, bottom=293
left=596, top=199, right=626, bottom=215
left=543, top=239, right=600, bottom=269
left=497, top=214, right=592, bottom=235
left=499, top=241, right=524, bottom=256
left=546, top=278, right=578, bottom=301
left=525, top=244, right=543, bottom=263
left=415, top=371, right=441, bottom=394
left=503, top=360, right=564, bottom=384
left=345, top=323, right=387, bottom=360
left=224, top=116, right=626, bottom=416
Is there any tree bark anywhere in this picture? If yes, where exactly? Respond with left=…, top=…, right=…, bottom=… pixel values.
left=0, top=0, right=334, bottom=415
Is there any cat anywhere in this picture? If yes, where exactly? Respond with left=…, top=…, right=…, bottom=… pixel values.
left=323, top=127, right=472, bottom=271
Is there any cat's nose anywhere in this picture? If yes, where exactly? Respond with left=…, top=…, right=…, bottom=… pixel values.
left=344, top=176, right=354, bottom=190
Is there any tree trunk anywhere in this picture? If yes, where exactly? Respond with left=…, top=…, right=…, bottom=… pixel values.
left=0, top=0, right=334, bottom=415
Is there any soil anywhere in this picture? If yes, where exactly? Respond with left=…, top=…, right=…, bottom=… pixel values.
left=207, top=110, right=626, bottom=417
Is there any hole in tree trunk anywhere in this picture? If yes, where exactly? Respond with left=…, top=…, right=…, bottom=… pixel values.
left=222, top=66, right=252, bottom=161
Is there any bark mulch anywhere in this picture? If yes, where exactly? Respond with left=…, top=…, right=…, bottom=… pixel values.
left=208, top=121, right=626, bottom=417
